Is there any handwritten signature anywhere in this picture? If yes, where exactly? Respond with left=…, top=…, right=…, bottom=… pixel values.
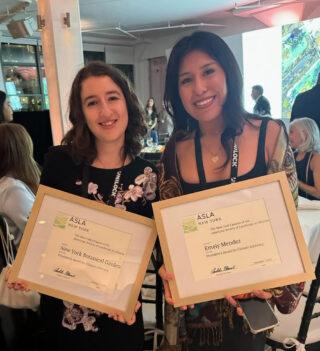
left=54, top=267, right=76, bottom=277
left=211, top=265, right=236, bottom=274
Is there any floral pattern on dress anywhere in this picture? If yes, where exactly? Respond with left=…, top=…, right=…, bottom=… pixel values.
left=63, top=166, right=157, bottom=332
left=77, top=166, right=157, bottom=211
left=62, top=301, right=102, bottom=332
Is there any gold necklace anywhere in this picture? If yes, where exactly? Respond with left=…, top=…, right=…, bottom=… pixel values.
left=201, top=140, right=223, bottom=164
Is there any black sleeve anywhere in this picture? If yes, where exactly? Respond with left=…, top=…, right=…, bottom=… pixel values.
left=40, top=147, right=61, bottom=187
left=260, top=98, right=271, bottom=115
left=40, top=146, right=80, bottom=193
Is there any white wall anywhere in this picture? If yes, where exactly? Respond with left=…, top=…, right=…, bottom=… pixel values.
left=105, top=45, right=134, bottom=64
left=133, top=43, right=150, bottom=105
left=242, top=26, right=282, bottom=118
left=83, top=43, right=104, bottom=52
left=224, top=33, right=244, bottom=76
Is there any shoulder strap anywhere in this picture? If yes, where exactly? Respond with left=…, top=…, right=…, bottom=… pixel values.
left=230, top=138, right=239, bottom=183
left=194, top=129, right=207, bottom=184
left=257, top=118, right=268, bottom=163
left=0, top=217, right=14, bottom=265
left=305, top=152, right=313, bottom=186
left=81, top=164, right=89, bottom=198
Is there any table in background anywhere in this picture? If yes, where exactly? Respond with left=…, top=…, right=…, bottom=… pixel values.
left=140, top=145, right=165, bottom=166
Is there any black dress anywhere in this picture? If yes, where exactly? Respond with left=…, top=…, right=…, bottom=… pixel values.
left=40, top=146, right=158, bottom=351
left=178, top=119, right=269, bottom=351
left=294, top=151, right=317, bottom=200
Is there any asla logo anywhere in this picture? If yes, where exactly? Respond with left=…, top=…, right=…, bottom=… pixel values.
left=197, top=211, right=215, bottom=220
left=69, top=216, right=86, bottom=226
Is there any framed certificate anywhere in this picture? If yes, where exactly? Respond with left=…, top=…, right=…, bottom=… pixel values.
left=152, top=172, right=315, bottom=307
left=10, top=185, right=157, bottom=319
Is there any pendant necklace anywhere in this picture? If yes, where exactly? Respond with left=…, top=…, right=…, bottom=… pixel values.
left=201, top=140, right=223, bottom=164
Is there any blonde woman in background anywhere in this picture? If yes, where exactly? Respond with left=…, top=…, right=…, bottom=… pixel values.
left=289, top=117, right=320, bottom=200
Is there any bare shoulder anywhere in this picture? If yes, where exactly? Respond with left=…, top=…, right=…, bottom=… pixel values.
left=243, top=118, right=282, bottom=162
left=266, top=119, right=281, bottom=136
left=265, top=119, right=281, bottom=160
left=246, top=118, right=281, bottom=142
left=246, top=117, right=281, bottom=135
left=311, top=152, right=320, bottom=166
left=176, top=133, right=194, bottom=156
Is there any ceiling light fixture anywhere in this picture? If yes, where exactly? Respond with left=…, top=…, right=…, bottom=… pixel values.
left=252, top=2, right=305, bottom=26
left=270, top=9, right=301, bottom=25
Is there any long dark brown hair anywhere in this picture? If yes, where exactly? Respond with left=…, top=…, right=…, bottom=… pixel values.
left=62, top=62, right=147, bottom=164
left=145, top=97, right=158, bottom=114
left=0, top=123, right=40, bottom=194
left=164, top=31, right=255, bottom=163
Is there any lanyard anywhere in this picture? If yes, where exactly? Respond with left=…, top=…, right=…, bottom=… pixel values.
left=195, top=128, right=239, bottom=184
left=230, top=138, right=239, bottom=183
left=81, top=156, right=126, bottom=207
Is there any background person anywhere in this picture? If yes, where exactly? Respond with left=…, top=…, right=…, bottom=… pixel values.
left=289, top=117, right=320, bottom=200
left=290, top=72, right=320, bottom=131
left=158, top=31, right=303, bottom=351
left=0, top=123, right=41, bottom=351
left=0, top=123, right=40, bottom=247
left=0, top=91, right=13, bottom=124
left=144, top=97, right=159, bottom=145
left=251, top=85, right=271, bottom=116
left=39, top=62, right=158, bottom=351
left=157, top=100, right=174, bottom=144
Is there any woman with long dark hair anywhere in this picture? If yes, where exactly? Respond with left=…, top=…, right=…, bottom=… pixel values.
left=144, top=97, right=159, bottom=144
left=158, top=31, right=303, bottom=351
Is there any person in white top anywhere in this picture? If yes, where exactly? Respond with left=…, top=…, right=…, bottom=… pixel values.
left=0, top=123, right=40, bottom=247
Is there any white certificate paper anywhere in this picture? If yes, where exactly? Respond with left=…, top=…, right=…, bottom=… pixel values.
left=39, top=212, right=131, bottom=292
left=182, top=199, right=281, bottom=281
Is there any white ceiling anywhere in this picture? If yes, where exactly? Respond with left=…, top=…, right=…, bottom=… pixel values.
left=0, top=0, right=320, bottom=43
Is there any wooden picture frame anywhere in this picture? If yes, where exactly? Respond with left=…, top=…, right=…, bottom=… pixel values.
left=10, top=185, right=157, bottom=319
left=152, top=172, right=315, bottom=307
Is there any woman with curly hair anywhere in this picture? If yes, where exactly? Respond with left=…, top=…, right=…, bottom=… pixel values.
left=39, top=62, right=158, bottom=351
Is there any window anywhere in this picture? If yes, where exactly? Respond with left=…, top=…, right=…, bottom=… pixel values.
left=112, top=64, right=134, bottom=85
left=83, top=50, right=105, bottom=65
left=1, top=43, right=49, bottom=111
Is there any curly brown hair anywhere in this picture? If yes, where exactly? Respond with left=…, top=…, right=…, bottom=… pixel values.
left=62, top=62, right=147, bottom=164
